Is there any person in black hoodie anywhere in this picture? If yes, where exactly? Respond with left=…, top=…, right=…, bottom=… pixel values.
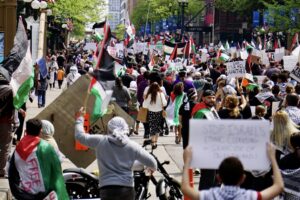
left=179, top=88, right=197, bottom=149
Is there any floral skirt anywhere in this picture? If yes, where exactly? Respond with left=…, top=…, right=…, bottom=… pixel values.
left=148, top=111, right=163, bottom=136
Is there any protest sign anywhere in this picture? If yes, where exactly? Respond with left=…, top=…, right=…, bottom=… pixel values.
left=261, top=50, right=270, bottom=66
left=255, top=75, right=266, bottom=85
left=240, top=50, right=248, bottom=60
left=252, top=49, right=262, bottom=58
left=133, top=42, right=145, bottom=54
left=275, top=47, right=285, bottom=54
left=250, top=106, right=256, bottom=116
left=83, top=43, right=97, bottom=51
left=283, top=56, right=298, bottom=72
left=107, top=46, right=117, bottom=58
left=290, top=66, right=300, bottom=82
left=189, top=120, right=270, bottom=170
left=226, top=61, right=246, bottom=78
left=251, top=55, right=260, bottom=65
left=115, top=43, right=124, bottom=59
left=274, top=52, right=284, bottom=62
left=201, top=53, right=207, bottom=63
left=230, top=47, right=237, bottom=55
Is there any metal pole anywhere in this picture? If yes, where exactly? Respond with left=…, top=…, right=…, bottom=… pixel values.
left=181, top=3, right=184, bottom=38
left=212, top=3, right=215, bottom=44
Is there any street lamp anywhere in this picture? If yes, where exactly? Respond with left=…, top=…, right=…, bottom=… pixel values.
left=178, top=0, right=188, bottom=38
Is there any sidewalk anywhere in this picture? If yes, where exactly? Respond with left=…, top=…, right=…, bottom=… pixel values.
left=0, top=83, right=198, bottom=199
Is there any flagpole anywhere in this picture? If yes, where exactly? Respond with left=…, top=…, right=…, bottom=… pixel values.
left=83, top=75, right=92, bottom=109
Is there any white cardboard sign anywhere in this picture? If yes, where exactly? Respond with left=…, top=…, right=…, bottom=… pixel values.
left=226, top=61, right=246, bottom=78
left=189, top=120, right=270, bottom=170
left=283, top=56, right=298, bottom=72
left=290, top=66, right=300, bottom=82
left=274, top=52, right=284, bottom=62
left=240, top=50, right=248, bottom=60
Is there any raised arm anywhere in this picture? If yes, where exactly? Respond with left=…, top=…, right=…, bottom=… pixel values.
left=260, top=143, right=284, bottom=200
left=181, top=146, right=200, bottom=200
left=75, top=107, right=102, bottom=148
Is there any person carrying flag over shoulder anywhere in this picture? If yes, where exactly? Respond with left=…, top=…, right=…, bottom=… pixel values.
left=8, top=118, right=69, bottom=200
left=191, top=89, right=220, bottom=191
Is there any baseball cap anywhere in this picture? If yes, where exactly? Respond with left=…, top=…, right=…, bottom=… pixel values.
left=203, top=90, right=215, bottom=97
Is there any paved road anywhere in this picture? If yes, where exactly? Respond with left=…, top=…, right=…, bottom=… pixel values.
left=2, top=82, right=199, bottom=199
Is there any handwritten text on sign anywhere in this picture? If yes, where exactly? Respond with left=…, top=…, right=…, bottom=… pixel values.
left=189, top=120, right=270, bottom=170
left=290, top=66, right=300, bottom=83
left=226, top=61, right=246, bottom=78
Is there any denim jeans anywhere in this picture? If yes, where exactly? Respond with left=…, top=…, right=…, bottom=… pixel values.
left=100, top=186, right=135, bottom=200
left=38, top=90, right=46, bottom=107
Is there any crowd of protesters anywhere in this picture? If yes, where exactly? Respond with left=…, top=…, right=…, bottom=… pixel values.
left=1, top=29, right=300, bottom=200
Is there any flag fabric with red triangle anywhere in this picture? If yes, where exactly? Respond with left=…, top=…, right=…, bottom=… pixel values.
left=169, top=44, right=178, bottom=61
left=290, top=33, right=299, bottom=51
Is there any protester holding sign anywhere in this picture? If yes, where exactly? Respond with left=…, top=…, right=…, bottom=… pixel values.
left=181, top=144, right=284, bottom=200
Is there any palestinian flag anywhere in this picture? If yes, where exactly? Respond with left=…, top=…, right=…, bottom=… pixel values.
left=12, top=135, right=68, bottom=199
left=169, top=44, right=178, bottom=61
left=10, top=46, right=34, bottom=109
left=289, top=33, right=299, bottom=51
left=89, top=77, right=112, bottom=122
left=189, top=36, right=196, bottom=54
left=219, top=53, right=230, bottom=62
left=95, top=21, right=113, bottom=69
left=245, top=42, right=254, bottom=51
left=164, top=40, right=186, bottom=56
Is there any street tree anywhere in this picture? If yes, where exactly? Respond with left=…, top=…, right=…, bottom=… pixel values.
left=115, top=24, right=126, bottom=41
left=262, top=0, right=300, bottom=34
left=131, top=0, right=203, bottom=33
left=49, top=0, right=106, bottom=37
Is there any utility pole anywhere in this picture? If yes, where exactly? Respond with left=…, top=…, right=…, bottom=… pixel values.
left=211, top=2, right=215, bottom=44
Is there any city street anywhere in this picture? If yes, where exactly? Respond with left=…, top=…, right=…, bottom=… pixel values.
left=0, top=81, right=199, bottom=200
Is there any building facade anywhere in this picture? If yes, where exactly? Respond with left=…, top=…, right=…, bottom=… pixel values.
left=107, top=0, right=121, bottom=30
left=127, top=0, right=137, bottom=18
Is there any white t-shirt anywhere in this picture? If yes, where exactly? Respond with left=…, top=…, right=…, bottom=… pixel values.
left=143, top=92, right=167, bottom=112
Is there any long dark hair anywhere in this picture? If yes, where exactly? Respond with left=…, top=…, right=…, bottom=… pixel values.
left=115, top=77, right=123, bottom=89
left=173, top=82, right=184, bottom=96
left=146, top=82, right=161, bottom=104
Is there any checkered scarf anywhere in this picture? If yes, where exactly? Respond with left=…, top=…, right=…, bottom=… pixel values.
left=200, top=185, right=258, bottom=200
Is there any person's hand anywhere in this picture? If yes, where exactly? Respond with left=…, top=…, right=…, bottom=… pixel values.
left=267, top=142, right=276, bottom=161
left=183, top=146, right=193, bottom=167
left=75, top=107, right=86, bottom=119
left=19, top=109, right=26, bottom=118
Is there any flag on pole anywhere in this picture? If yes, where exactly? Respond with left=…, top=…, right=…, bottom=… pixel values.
left=189, top=36, right=196, bottom=54
left=10, top=46, right=34, bottom=109
left=274, top=38, right=278, bottom=49
left=225, top=41, right=230, bottom=50
left=125, top=11, right=135, bottom=47
left=289, top=33, right=299, bottom=51
left=219, top=53, right=230, bottom=62
left=89, top=77, right=112, bottom=123
left=169, top=44, right=178, bottom=61
left=1, top=17, right=28, bottom=82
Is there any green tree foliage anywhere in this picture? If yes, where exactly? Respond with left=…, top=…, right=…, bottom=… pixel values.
left=262, top=0, right=300, bottom=34
left=49, top=0, right=106, bottom=37
left=115, top=24, right=126, bottom=41
left=131, top=0, right=203, bottom=32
